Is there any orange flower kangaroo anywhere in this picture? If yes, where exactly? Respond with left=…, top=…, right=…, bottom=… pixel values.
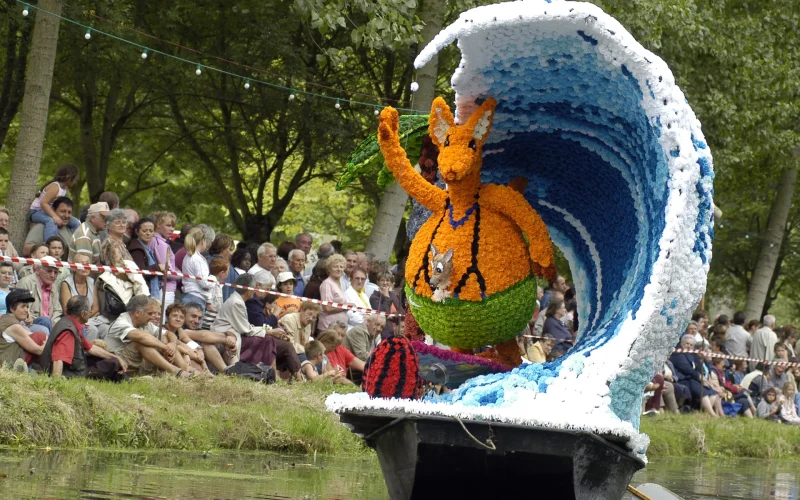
left=378, top=97, right=556, bottom=302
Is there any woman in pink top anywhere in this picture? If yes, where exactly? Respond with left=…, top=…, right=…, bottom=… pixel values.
left=317, top=253, right=349, bottom=333
left=149, top=211, right=181, bottom=308
left=29, top=164, right=81, bottom=241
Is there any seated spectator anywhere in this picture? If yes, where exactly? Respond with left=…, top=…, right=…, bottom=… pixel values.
left=726, top=359, right=749, bottom=386
left=231, top=248, right=252, bottom=276
left=41, top=296, right=127, bottom=380
left=180, top=302, right=237, bottom=373
left=149, top=211, right=180, bottom=308
left=274, top=272, right=301, bottom=318
left=303, top=258, right=327, bottom=300
left=46, top=235, right=71, bottom=283
left=0, top=208, right=23, bottom=274
left=18, top=243, right=50, bottom=281
left=779, top=381, right=800, bottom=425
left=214, top=273, right=301, bottom=380
left=543, top=299, right=573, bottom=352
left=160, top=304, right=209, bottom=374
left=344, top=269, right=371, bottom=330
left=743, top=362, right=770, bottom=398
left=60, top=252, right=100, bottom=340
left=365, top=259, right=386, bottom=299
left=0, top=262, right=13, bottom=314
left=201, top=256, right=229, bottom=329
left=318, top=254, right=348, bottom=333
left=660, top=363, right=683, bottom=414
left=127, top=218, right=163, bottom=297
left=643, top=373, right=666, bottom=415
left=526, top=333, right=555, bottom=363
left=709, top=357, right=755, bottom=417
left=24, top=196, right=76, bottom=257
left=769, top=363, right=794, bottom=391
left=783, top=327, right=798, bottom=361
left=272, top=257, right=289, bottom=283
left=316, top=328, right=365, bottom=377
left=16, top=256, right=63, bottom=332
left=279, top=301, right=320, bottom=355
left=670, top=334, right=718, bottom=417
left=0, top=289, right=46, bottom=369
left=288, top=249, right=306, bottom=296
left=245, top=270, right=280, bottom=329
left=300, top=339, right=342, bottom=382
left=208, top=234, right=237, bottom=302
left=104, top=295, right=190, bottom=377
left=181, top=228, right=214, bottom=314
left=29, top=165, right=80, bottom=241
left=369, top=271, right=402, bottom=339
left=72, top=202, right=108, bottom=263
left=757, top=387, right=781, bottom=421
left=343, top=314, right=386, bottom=362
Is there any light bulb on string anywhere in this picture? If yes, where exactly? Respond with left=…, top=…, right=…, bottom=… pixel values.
left=195, top=65, right=202, bottom=76
left=335, top=99, right=341, bottom=110
left=141, top=49, right=148, bottom=59
left=410, top=81, right=419, bottom=92
left=244, top=79, right=250, bottom=90
left=374, top=108, right=380, bottom=116
left=22, top=4, right=29, bottom=16
left=84, top=29, right=92, bottom=40
left=288, top=90, right=296, bottom=100
left=745, top=234, right=749, bottom=239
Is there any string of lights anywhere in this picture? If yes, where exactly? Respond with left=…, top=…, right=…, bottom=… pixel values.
left=17, top=0, right=422, bottom=115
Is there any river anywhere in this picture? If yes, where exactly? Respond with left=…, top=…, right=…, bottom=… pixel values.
left=0, top=449, right=797, bottom=499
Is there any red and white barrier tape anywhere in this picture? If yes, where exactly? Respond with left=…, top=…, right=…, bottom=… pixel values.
left=1, top=255, right=404, bottom=319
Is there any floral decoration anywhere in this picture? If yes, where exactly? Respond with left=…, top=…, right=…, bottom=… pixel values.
left=332, top=0, right=714, bottom=461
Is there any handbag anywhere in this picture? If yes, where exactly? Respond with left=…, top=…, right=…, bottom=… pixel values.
left=103, top=284, right=127, bottom=317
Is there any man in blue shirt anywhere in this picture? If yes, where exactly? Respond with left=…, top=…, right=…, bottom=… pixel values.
left=288, top=249, right=306, bottom=297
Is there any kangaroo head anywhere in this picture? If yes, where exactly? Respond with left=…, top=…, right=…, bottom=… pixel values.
left=429, top=244, right=454, bottom=287
left=429, top=97, right=497, bottom=183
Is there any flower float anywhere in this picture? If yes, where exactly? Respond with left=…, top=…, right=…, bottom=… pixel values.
left=329, top=0, right=713, bottom=460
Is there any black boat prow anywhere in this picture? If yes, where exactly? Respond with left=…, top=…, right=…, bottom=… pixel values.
left=339, top=409, right=646, bottom=500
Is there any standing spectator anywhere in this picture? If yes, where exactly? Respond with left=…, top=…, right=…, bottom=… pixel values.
left=122, top=209, right=139, bottom=244
left=277, top=241, right=296, bottom=261
left=16, top=256, right=63, bottom=332
left=369, top=271, right=403, bottom=339
left=24, top=197, right=76, bottom=257
left=99, top=209, right=134, bottom=268
left=208, top=234, right=237, bottom=302
left=540, top=275, right=568, bottom=312
left=202, top=257, right=229, bottom=328
left=534, top=291, right=563, bottom=338
left=295, top=233, right=312, bottom=258
left=307, top=242, right=334, bottom=280
left=344, top=269, right=371, bottom=330
left=365, top=260, right=385, bottom=299
left=231, top=249, right=252, bottom=276
left=343, top=250, right=358, bottom=280
left=751, top=315, right=779, bottom=369
left=725, top=311, right=751, bottom=358
left=0, top=262, right=13, bottom=314
left=173, top=224, right=195, bottom=268
left=181, top=228, right=214, bottom=314
left=149, top=211, right=180, bottom=308
left=29, top=164, right=81, bottom=241
left=288, top=249, right=306, bottom=296
left=781, top=327, right=798, bottom=361
left=303, top=259, right=327, bottom=300
left=60, top=253, right=100, bottom=340
left=71, top=202, right=109, bottom=263
left=248, top=242, right=277, bottom=289
left=318, top=254, right=349, bottom=333
left=127, top=218, right=162, bottom=298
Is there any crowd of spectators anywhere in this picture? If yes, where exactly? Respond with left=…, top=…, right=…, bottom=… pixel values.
left=1, top=165, right=799, bottom=426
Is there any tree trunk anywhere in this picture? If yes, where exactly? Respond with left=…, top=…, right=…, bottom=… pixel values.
left=6, top=0, right=63, bottom=251
left=0, top=9, right=33, bottom=153
left=363, top=0, right=446, bottom=261
left=744, top=164, right=798, bottom=321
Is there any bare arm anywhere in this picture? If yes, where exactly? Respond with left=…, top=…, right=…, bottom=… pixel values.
left=5, top=324, right=44, bottom=355
left=126, top=328, right=167, bottom=351
left=348, top=357, right=366, bottom=372
left=52, top=360, right=64, bottom=378
left=378, top=107, right=447, bottom=211
left=59, top=281, right=72, bottom=312
left=38, top=184, right=61, bottom=221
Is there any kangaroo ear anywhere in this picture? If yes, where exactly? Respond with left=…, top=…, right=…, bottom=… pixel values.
left=443, top=248, right=454, bottom=262
left=466, top=98, right=497, bottom=143
left=429, top=97, right=455, bottom=147
left=430, top=244, right=439, bottom=257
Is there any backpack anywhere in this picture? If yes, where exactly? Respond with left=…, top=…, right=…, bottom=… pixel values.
left=224, top=361, right=276, bottom=384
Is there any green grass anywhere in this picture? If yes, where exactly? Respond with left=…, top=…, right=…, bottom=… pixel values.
left=3, top=368, right=799, bottom=459
left=0, top=368, right=367, bottom=455
left=641, top=413, right=800, bottom=459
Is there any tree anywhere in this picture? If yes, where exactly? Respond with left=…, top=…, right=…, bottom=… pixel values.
left=0, top=0, right=33, bottom=154
left=7, top=0, right=63, bottom=250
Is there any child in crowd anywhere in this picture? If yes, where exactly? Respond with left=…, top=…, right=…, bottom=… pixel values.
left=756, top=387, right=781, bottom=421
left=17, top=243, right=49, bottom=281
left=301, top=340, right=348, bottom=383
left=0, top=262, right=13, bottom=314
left=780, top=382, right=800, bottom=425
left=29, top=164, right=81, bottom=241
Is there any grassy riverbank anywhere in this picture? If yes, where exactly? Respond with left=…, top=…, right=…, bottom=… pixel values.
left=641, top=413, right=800, bottom=459
left=0, top=369, right=366, bottom=455
left=2, top=368, right=799, bottom=458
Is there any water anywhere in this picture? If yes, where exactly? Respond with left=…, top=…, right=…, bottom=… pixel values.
left=0, top=449, right=797, bottom=499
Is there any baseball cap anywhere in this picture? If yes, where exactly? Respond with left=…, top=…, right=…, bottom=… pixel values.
left=277, top=271, right=296, bottom=284
left=88, top=202, right=110, bottom=215
left=6, top=288, right=34, bottom=311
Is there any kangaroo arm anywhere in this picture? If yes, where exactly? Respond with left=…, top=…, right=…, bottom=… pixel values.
left=378, top=108, right=447, bottom=211
left=481, top=184, right=556, bottom=281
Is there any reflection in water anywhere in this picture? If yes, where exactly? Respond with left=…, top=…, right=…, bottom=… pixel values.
left=0, top=450, right=797, bottom=499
